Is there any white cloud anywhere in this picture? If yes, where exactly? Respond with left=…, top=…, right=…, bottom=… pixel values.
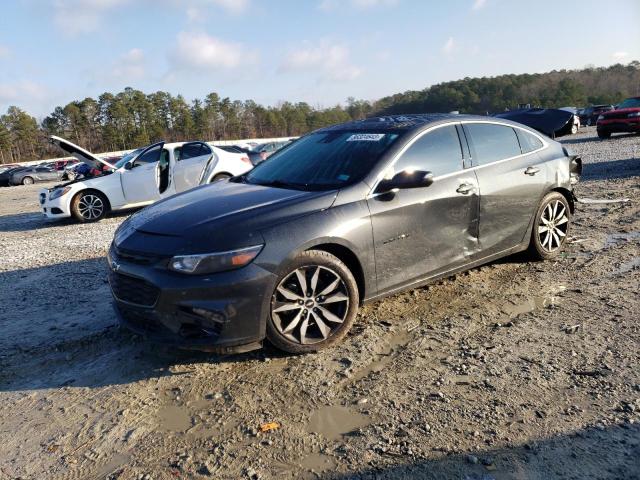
left=0, top=81, right=48, bottom=107
left=52, top=0, right=130, bottom=35
left=168, top=31, right=253, bottom=71
left=279, top=41, right=362, bottom=81
left=204, top=0, right=249, bottom=14
left=112, top=48, right=146, bottom=80
left=319, top=0, right=397, bottom=10
left=442, top=37, right=455, bottom=55
left=0, top=45, right=10, bottom=59
left=472, top=0, right=486, bottom=10
left=612, top=51, right=629, bottom=60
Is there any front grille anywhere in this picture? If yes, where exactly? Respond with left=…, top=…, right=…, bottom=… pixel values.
left=602, top=112, right=631, bottom=120
left=111, top=245, right=164, bottom=265
left=108, top=271, right=160, bottom=307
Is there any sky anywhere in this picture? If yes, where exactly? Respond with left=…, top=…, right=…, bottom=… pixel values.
left=0, top=0, right=639, bottom=119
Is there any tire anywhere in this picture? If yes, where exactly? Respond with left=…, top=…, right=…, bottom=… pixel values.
left=71, top=190, right=108, bottom=222
left=527, top=192, right=571, bottom=261
left=266, top=250, right=359, bottom=354
left=597, top=130, right=611, bottom=139
left=210, top=173, right=231, bottom=183
left=22, top=176, right=34, bottom=185
left=571, top=124, right=578, bottom=135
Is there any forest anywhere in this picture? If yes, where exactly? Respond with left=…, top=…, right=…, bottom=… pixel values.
left=1, top=61, right=638, bottom=163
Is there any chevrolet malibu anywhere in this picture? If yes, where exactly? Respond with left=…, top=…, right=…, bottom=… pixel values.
left=109, top=114, right=581, bottom=354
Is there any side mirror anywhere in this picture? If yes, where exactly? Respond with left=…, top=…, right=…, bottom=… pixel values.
left=124, top=161, right=134, bottom=170
left=376, top=170, right=434, bottom=193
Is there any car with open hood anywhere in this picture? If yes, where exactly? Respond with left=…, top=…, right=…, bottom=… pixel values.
left=40, top=136, right=253, bottom=222
left=108, top=114, right=582, bottom=354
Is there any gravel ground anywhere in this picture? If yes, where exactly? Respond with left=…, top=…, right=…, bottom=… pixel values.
left=0, top=126, right=638, bottom=480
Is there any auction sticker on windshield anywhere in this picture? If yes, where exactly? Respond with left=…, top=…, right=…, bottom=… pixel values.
left=346, top=133, right=386, bottom=142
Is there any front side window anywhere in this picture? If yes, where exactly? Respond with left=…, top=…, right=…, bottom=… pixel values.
left=134, top=144, right=163, bottom=166
left=465, top=123, right=521, bottom=166
left=391, top=125, right=463, bottom=178
left=515, top=129, right=544, bottom=154
left=244, top=131, right=400, bottom=190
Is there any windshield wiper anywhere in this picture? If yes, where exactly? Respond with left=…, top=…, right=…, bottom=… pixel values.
left=253, top=179, right=309, bottom=190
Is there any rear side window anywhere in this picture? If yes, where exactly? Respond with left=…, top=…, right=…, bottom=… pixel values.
left=393, top=125, right=463, bottom=177
left=466, top=123, right=521, bottom=165
left=180, top=143, right=203, bottom=160
left=516, top=129, right=544, bottom=154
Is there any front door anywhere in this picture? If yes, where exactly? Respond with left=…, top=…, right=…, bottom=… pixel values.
left=367, top=124, right=480, bottom=294
left=120, top=142, right=164, bottom=204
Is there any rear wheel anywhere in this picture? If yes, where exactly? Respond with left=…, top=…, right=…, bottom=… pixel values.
left=266, top=250, right=359, bottom=354
left=527, top=192, right=570, bottom=260
left=210, top=173, right=231, bottom=183
left=597, top=130, right=611, bottom=139
left=22, top=176, right=34, bottom=185
left=71, top=190, right=108, bottom=222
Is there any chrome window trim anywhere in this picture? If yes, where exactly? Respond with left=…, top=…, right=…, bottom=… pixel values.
left=367, top=119, right=548, bottom=198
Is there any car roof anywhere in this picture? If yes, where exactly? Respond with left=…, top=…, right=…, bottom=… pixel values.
left=315, top=113, right=492, bottom=134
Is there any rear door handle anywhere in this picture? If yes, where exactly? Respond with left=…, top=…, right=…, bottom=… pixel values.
left=456, top=183, right=474, bottom=194
left=525, top=166, right=540, bottom=176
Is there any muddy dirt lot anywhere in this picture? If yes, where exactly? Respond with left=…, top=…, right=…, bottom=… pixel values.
left=0, top=127, right=639, bottom=480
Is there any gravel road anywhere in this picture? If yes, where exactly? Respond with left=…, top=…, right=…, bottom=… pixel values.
left=0, top=127, right=638, bottom=480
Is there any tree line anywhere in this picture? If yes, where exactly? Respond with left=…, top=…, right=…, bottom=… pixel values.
left=1, top=61, right=638, bottom=164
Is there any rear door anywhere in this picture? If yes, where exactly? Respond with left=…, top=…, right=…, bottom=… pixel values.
left=463, top=122, right=548, bottom=257
left=172, top=142, right=212, bottom=192
left=367, top=124, right=480, bottom=294
left=120, top=143, right=164, bottom=204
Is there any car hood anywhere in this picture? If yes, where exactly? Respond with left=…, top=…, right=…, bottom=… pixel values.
left=601, top=107, right=640, bottom=116
left=50, top=136, right=114, bottom=171
left=494, top=108, right=575, bottom=137
left=115, top=180, right=338, bottom=254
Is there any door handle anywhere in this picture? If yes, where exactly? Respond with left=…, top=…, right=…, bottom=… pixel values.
left=456, top=183, right=474, bottom=194
left=525, top=166, right=540, bottom=176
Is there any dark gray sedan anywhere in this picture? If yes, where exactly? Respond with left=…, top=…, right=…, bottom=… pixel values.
left=108, top=114, right=581, bottom=354
left=10, top=166, right=61, bottom=185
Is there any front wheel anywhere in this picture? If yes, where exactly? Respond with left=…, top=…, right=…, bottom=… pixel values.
left=71, top=190, right=108, bottom=222
left=210, top=173, right=231, bottom=183
left=266, top=250, right=359, bottom=354
left=527, top=192, right=571, bottom=260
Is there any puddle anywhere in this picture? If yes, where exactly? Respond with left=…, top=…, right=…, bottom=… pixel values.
left=501, top=285, right=566, bottom=321
left=605, top=232, right=640, bottom=248
left=306, top=405, right=371, bottom=440
left=611, top=257, right=640, bottom=276
left=157, top=405, right=191, bottom=432
left=299, top=452, right=336, bottom=472
left=89, top=453, right=131, bottom=478
left=348, top=326, right=414, bottom=383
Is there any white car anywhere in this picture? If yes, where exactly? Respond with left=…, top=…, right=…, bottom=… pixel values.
left=40, top=136, right=252, bottom=222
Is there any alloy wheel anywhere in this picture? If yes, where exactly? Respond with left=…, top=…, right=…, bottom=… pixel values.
left=78, top=194, right=104, bottom=220
left=538, top=199, right=568, bottom=252
left=271, top=265, right=349, bottom=345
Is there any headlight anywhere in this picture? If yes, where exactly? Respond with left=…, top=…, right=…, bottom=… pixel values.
left=627, top=112, right=640, bottom=118
left=49, top=186, right=71, bottom=200
left=597, top=114, right=605, bottom=121
left=169, top=245, right=263, bottom=275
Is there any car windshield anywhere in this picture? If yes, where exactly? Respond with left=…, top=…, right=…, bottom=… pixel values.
left=617, top=98, right=640, bottom=109
left=114, top=148, right=144, bottom=169
left=244, top=131, right=401, bottom=190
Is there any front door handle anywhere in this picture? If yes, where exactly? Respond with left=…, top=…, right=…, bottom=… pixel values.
left=525, top=166, right=540, bottom=176
left=456, top=183, right=474, bottom=194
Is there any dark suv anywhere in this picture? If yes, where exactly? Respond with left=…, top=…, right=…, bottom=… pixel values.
left=109, top=114, right=581, bottom=354
left=579, top=105, right=614, bottom=126
left=596, top=97, right=640, bottom=138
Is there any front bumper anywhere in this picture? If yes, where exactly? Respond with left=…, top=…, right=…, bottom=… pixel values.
left=39, top=189, right=71, bottom=218
left=108, top=247, right=278, bottom=352
left=597, top=120, right=640, bottom=134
